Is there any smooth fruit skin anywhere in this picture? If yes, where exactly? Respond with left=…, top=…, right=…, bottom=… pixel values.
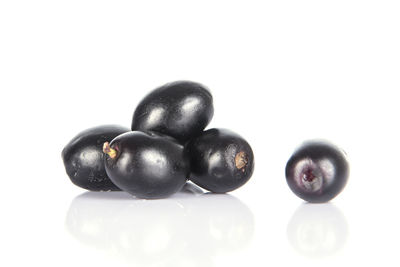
left=104, top=131, right=189, bottom=199
left=131, top=81, right=214, bottom=143
left=62, top=125, right=129, bottom=191
left=185, top=128, right=255, bottom=193
left=285, top=141, right=349, bottom=203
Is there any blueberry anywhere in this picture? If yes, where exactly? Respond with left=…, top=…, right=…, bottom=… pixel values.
left=285, top=140, right=349, bottom=203
left=185, top=128, right=255, bottom=193
left=131, top=81, right=214, bottom=143
left=62, top=125, right=129, bottom=191
left=103, top=131, right=189, bottom=199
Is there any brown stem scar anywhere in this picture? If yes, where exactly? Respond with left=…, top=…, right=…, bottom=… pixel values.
left=235, top=151, right=248, bottom=170
left=103, top=142, right=117, bottom=159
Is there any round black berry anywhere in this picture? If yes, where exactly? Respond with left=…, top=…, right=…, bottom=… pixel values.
left=285, top=140, right=349, bottom=203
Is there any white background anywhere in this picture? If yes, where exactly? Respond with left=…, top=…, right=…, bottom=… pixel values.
left=1, top=0, right=399, bottom=266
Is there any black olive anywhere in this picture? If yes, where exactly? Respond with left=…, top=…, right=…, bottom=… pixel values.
left=285, top=140, right=350, bottom=203
left=131, top=81, right=214, bottom=143
left=103, top=131, right=189, bottom=199
left=185, top=128, right=255, bottom=193
left=62, top=125, right=129, bottom=191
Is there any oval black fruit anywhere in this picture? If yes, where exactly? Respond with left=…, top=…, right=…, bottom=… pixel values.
left=131, top=81, right=214, bottom=143
left=285, top=140, right=349, bottom=203
left=185, top=128, right=255, bottom=193
left=103, top=131, right=189, bottom=199
left=62, top=125, right=129, bottom=191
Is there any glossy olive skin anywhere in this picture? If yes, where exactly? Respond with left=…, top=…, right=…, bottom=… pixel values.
left=104, top=131, right=189, bottom=199
left=285, top=141, right=349, bottom=203
left=185, top=128, right=255, bottom=193
left=62, top=125, right=129, bottom=191
left=131, top=81, right=214, bottom=143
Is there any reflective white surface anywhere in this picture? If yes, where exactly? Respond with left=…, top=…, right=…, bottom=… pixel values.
left=65, top=184, right=254, bottom=266
left=1, top=0, right=400, bottom=266
left=287, top=203, right=348, bottom=258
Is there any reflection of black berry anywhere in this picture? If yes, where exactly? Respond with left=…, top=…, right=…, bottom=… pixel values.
left=103, top=131, right=189, bottom=199
left=185, top=128, right=254, bottom=193
left=131, top=81, right=214, bottom=143
left=285, top=141, right=349, bottom=203
left=62, top=125, right=129, bottom=191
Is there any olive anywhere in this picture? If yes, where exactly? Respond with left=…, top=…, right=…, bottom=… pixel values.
left=285, top=140, right=350, bottom=203
left=62, top=125, right=129, bottom=191
left=131, top=81, right=214, bottom=143
left=185, top=128, right=255, bottom=193
left=103, top=131, right=189, bottom=199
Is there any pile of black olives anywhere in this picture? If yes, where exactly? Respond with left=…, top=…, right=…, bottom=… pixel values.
left=62, top=81, right=255, bottom=199
left=63, top=81, right=350, bottom=202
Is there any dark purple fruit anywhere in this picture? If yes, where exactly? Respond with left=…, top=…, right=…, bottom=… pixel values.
left=103, top=131, right=189, bottom=199
left=131, top=81, right=214, bottom=143
left=62, top=125, right=129, bottom=191
left=185, top=128, right=254, bottom=193
left=285, top=140, right=349, bottom=203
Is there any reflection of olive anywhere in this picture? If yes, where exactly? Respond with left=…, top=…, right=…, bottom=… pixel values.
left=287, top=203, right=348, bottom=258
left=65, top=192, right=125, bottom=250
left=109, top=200, right=187, bottom=265
left=185, top=194, right=255, bottom=254
left=65, top=189, right=254, bottom=265
left=65, top=192, right=187, bottom=265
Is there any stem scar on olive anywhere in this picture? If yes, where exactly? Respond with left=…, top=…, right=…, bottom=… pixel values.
left=235, top=151, right=248, bottom=172
left=103, top=142, right=117, bottom=159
